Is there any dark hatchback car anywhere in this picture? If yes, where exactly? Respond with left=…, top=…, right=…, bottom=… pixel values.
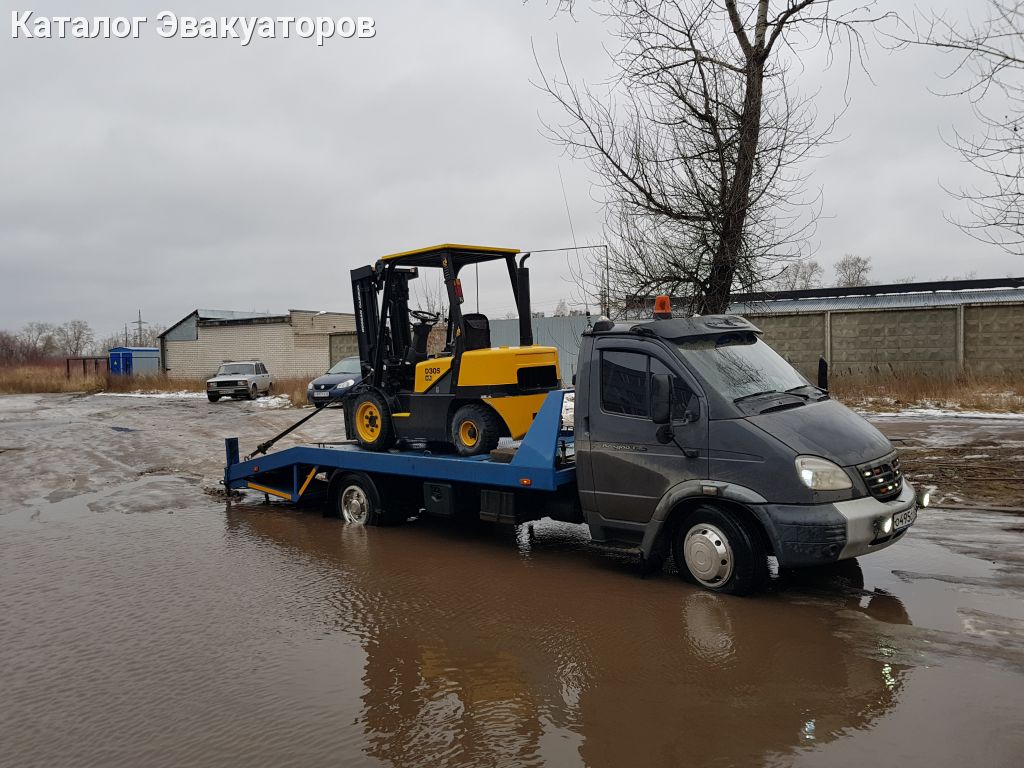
left=307, top=356, right=364, bottom=407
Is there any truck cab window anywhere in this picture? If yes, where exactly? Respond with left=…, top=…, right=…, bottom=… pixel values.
left=601, top=351, right=649, bottom=417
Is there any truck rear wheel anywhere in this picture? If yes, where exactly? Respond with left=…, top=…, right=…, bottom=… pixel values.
left=672, top=505, right=765, bottom=596
left=352, top=391, right=396, bottom=451
left=451, top=403, right=502, bottom=456
left=332, top=472, right=386, bottom=526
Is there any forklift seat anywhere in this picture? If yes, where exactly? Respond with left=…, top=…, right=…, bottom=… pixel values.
left=462, top=314, right=491, bottom=351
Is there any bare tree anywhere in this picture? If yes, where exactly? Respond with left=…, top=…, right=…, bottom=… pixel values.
left=19, top=321, right=56, bottom=357
left=553, top=298, right=570, bottom=316
left=410, top=274, right=448, bottom=317
left=900, top=2, right=1024, bottom=252
left=0, top=331, right=29, bottom=364
left=53, top=320, right=95, bottom=358
left=538, top=1, right=887, bottom=315
left=772, top=259, right=823, bottom=290
left=833, top=253, right=871, bottom=286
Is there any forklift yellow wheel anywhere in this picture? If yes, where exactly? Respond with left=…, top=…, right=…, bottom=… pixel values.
left=351, top=391, right=396, bottom=451
left=458, top=420, right=479, bottom=448
left=451, top=403, right=502, bottom=456
left=356, top=401, right=382, bottom=442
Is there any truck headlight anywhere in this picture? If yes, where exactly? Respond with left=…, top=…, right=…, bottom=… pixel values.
left=795, top=456, right=852, bottom=491
left=334, top=379, right=355, bottom=390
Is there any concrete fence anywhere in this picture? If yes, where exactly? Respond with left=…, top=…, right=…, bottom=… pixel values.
left=749, top=303, right=1024, bottom=380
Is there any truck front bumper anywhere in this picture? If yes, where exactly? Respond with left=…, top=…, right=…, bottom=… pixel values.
left=755, top=481, right=918, bottom=568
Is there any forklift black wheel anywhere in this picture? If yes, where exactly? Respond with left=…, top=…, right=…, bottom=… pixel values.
left=451, top=403, right=502, bottom=456
left=331, top=472, right=386, bottom=526
left=671, top=505, right=766, bottom=596
left=352, top=391, right=396, bottom=451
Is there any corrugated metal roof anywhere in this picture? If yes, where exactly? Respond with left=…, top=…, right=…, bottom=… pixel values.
left=194, top=309, right=280, bottom=321
left=729, top=288, right=1024, bottom=315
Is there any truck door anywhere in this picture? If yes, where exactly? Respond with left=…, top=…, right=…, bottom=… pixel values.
left=587, top=340, right=708, bottom=524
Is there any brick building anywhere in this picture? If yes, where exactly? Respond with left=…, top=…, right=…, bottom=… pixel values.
left=159, top=309, right=356, bottom=380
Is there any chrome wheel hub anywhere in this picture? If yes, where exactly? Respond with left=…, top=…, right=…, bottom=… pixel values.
left=341, top=485, right=369, bottom=525
left=683, top=523, right=733, bottom=587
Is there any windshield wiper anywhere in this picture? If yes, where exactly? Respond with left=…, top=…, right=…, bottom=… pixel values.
left=785, top=385, right=828, bottom=400
left=733, top=389, right=779, bottom=403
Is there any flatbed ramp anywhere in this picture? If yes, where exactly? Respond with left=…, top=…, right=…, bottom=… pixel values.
left=224, top=390, right=575, bottom=505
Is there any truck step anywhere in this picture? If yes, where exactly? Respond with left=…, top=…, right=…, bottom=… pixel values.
left=589, top=540, right=643, bottom=556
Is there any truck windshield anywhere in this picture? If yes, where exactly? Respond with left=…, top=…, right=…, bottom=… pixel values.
left=672, top=333, right=807, bottom=402
left=218, top=364, right=255, bottom=375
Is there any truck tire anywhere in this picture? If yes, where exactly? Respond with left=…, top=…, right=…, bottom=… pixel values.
left=207, top=393, right=220, bottom=402
left=332, top=472, right=387, bottom=526
left=451, top=403, right=502, bottom=456
left=248, top=384, right=258, bottom=400
left=672, top=505, right=766, bottom=596
left=352, top=391, right=396, bottom=451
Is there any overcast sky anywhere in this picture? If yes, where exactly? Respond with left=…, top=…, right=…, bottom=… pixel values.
left=0, top=0, right=1016, bottom=339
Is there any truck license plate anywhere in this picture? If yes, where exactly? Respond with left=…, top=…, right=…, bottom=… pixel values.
left=893, top=507, right=917, bottom=530
left=313, top=391, right=330, bottom=398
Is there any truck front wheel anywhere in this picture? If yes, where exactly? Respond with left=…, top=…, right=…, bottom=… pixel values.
left=672, top=505, right=765, bottom=596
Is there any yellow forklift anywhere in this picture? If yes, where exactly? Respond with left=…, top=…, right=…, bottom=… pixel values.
left=347, top=244, right=562, bottom=455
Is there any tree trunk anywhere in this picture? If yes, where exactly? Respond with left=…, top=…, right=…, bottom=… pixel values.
left=703, top=57, right=765, bottom=314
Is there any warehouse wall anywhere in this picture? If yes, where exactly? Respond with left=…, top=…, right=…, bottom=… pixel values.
left=747, top=303, right=1024, bottom=378
left=963, top=304, right=1024, bottom=375
left=164, top=316, right=356, bottom=379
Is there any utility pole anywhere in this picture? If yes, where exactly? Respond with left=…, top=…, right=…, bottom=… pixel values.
left=124, top=324, right=129, bottom=346
left=135, top=310, right=144, bottom=346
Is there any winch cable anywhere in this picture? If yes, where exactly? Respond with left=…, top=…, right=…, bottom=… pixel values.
left=246, top=402, right=343, bottom=460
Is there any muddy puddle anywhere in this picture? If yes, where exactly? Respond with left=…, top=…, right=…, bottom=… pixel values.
left=2, top=394, right=1023, bottom=767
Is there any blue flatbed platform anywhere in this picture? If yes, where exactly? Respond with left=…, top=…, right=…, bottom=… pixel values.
left=224, top=390, right=576, bottom=503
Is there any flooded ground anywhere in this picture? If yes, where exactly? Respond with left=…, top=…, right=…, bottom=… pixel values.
left=1, top=393, right=1023, bottom=767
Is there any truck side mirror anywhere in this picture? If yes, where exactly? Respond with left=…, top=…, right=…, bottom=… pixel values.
left=651, top=374, right=672, bottom=425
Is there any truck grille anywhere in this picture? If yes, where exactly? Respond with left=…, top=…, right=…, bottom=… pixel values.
left=215, top=380, right=241, bottom=387
left=858, top=455, right=903, bottom=501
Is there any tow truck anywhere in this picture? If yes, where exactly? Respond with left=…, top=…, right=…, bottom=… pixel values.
left=224, top=291, right=924, bottom=595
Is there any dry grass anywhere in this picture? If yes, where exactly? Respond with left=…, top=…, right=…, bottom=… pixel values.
left=273, top=377, right=314, bottom=408
left=0, top=366, right=313, bottom=405
left=6, top=364, right=1023, bottom=414
left=831, top=372, right=1024, bottom=413
left=0, top=365, right=106, bottom=394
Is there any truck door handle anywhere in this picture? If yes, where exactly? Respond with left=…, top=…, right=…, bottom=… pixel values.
left=583, top=416, right=590, bottom=433
left=682, top=447, right=699, bottom=458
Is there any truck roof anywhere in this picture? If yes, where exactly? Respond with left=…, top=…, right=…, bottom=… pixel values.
left=588, top=314, right=761, bottom=339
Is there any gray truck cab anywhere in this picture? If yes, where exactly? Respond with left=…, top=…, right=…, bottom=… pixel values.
left=574, top=314, right=919, bottom=594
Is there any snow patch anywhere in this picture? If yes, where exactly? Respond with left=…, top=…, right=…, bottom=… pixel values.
left=562, top=391, right=575, bottom=430
left=251, top=395, right=292, bottom=409
left=96, top=391, right=207, bottom=400
left=862, top=407, right=1024, bottom=421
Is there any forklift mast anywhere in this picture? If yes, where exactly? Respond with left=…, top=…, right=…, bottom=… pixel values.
left=350, top=263, right=418, bottom=390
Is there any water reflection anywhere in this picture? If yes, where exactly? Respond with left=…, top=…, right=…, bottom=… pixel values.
left=224, top=503, right=910, bottom=767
